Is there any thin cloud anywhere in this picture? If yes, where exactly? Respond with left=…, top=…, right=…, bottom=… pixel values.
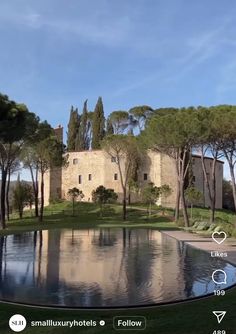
left=0, top=3, right=133, bottom=47
left=112, top=21, right=232, bottom=98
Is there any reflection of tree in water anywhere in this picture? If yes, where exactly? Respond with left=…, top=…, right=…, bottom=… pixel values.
left=69, top=229, right=82, bottom=246
left=0, top=236, right=5, bottom=283
left=182, top=246, right=227, bottom=298
left=46, top=230, right=61, bottom=304
left=91, top=229, right=117, bottom=247
left=2, top=228, right=234, bottom=307
left=0, top=233, right=38, bottom=301
left=59, top=282, right=103, bottom=307
left=117, top=229, right=159, bottom=304
left=161, top=234, right=177, bottom=257
left=36, top=231, right=43, bottom=287
left=12, top=233, right=34, bottom=246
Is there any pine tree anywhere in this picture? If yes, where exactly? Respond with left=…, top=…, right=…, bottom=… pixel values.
left=77, top=99, right=89, bottom=150
left=67, top=106, right=80, bottom=151
left=92, top=97, right=105, bottom=149
left=106, top=117, right=114, bottom=135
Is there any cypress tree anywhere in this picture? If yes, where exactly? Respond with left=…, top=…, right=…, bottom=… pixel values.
left=67, top=106, right=80, bottom=151
left=77, top=99, right=89, bottom=150
left=92, top=97, right=105, bottom=149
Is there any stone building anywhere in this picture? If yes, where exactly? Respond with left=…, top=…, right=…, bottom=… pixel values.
left=43, top=126, right=223, bottom=209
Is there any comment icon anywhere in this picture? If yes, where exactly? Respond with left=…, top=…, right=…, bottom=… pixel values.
left=212, top=269, right=227, bottom=285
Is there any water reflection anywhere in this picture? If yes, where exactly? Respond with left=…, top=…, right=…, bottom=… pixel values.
left=0, top=229, right=235, bottom=307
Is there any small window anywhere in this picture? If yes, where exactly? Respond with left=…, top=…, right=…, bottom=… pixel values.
left=111, top=156, right=117, bottom=163
left=192, top=176, right=196, bottom=182
left=144, top=173, right=148, bottom=181
left=73, top=158, right=78, bottom=165
left=88, top=174, right=92, bottom=181
left=114, top=173, right=118, bottom=180
left=78, top=175, right=82, bottom=184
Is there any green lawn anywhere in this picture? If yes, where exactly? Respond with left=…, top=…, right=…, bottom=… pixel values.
left=1, top=202, right=178, bottom=236
left=0, top=202, right=235, bottom=333
left=1, top=288, right=236, bottom=333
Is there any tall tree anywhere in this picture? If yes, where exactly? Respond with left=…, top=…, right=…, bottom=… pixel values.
left=6, top=159, right=21, bottom=220
left=102, top=135, right=141, bottom=220
left=37, top=134, right=66, bottom=222
left=141, top=108, right=181, bottom=220
left=67, top=106, right=80, bottom=151
left=217, top=106, right=236, bottom=212
left=86, top=111, right=94, bottom=149
left=0, top=93, right=38, bottom=228
left=92, top=97, right=105, bottom=149
left=76, top=100, right=90, bottom=151
left=21, top=121, right=52, bottom=217
left=196, top=106, right=224, bottom=223
left=143, top=108, right=199, bottom=227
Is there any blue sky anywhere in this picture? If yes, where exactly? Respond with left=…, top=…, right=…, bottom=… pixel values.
left=0, top=0, right=236, bottom=179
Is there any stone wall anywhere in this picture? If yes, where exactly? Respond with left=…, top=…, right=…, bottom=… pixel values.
left=42, top=149, right=223, bottom=209
left=193, top=156, right=223, bottom=209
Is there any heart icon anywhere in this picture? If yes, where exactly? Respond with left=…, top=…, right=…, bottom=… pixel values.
left=212, top=231, right=227, bottom=244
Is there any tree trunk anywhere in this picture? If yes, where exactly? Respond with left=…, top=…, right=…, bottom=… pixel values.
left=128, top=192, right=131, bottom=205
left=122, top=187, right=127, bottom=221
left=175, top=181, right=180, bottom=221
left=174, top=159, right=180, bottom=221
left=72, top=198, right=75, bottom=216
left=149, top=202, right=152, bottom=217
left=29, top=165, right=39, bottom=217
left=39, top=172, right=44, bottom=222
left=35, top=168, right=39, bottom=217
left=0, top=236, right=4, bottom=282
left=177, top=149, right=190, bottom=227
left=228, top=162, right=236, bottom=212
left=35, top=193, right=39, bottom=217
left=180, top=181, right=189, bottom=227
left=100, top=203, right=103, bottom=217
left=6, top=169, right=11, bottom=221
left=0, top=169, right=7, bottom=229
left=210, top=205, right=215, bottom=223
left=210, top=159, right=217, bottom=223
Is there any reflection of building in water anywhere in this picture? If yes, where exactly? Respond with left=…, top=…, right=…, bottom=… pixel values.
left=1, top=230, right=233, bottom=306
left=34, top=229, right=186, bottom=305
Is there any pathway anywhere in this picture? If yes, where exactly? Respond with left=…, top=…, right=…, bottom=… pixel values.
left=162, top=230, right=236, bottom=266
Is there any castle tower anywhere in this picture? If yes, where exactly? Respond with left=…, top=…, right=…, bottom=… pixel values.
left=54, top=124, right=63, bottom=143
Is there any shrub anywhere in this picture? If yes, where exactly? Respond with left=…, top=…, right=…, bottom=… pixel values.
left=92, top=186, right=118, bottom=216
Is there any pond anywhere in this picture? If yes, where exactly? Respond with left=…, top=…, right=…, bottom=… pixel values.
left=0, top=228, right=235, bottom=308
